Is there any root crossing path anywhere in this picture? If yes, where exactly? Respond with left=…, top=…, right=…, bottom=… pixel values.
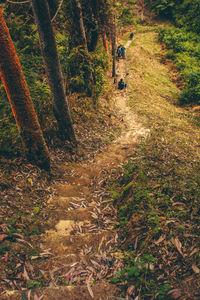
left=9, top=40, right=149, bottom=300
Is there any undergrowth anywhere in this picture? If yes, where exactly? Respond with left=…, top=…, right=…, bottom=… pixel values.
left=158, top=26, right=200, bottom=105
left=0, top=10, right=109, bottom=157
left=108, top=135, right=200, bottom=298
left=108, top=25, right=200, bottom=299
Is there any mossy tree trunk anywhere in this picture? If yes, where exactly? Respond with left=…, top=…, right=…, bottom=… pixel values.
left=31, top=0, right=77, bottom=145
left=0, top=8, right=50, bottom=170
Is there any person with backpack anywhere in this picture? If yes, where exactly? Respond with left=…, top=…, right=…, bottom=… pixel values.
left=118, top=78, right=127, bottom=90
left=117, top=45, right=122, bottom=58
left=121, top=46, right=126, bottom=59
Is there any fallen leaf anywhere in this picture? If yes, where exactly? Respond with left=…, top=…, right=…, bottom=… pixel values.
left=127, top=285, right=135, bottom=296
left=23, top=267, right=30, bottom=281
left=154, top=235, right=166, bottom=245
left=34, top=294, right=44, bottom=300
left=172, top=202, right=184, bottom=206
left=31, top=256, right=39, bottom=260
left=189, top=248, right=199, bottom=257
left=16, top=238, right=33, bottom=248
left=192, top=264, right=200, bottom=274
left=171, top=237, right=184, bottom=256
left=28, top=290, right=31, bottom=300
left=167, top=288, right=182, bottom=299
left=0, top=234, right=7, bottom=242
left=87, top=275, right=94, bottom=299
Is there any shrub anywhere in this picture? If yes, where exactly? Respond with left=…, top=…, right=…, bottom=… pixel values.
left=65, top=45, right=108, bottom=97
left=119, top=7, right=135, bottom=26
left=179, top=69, right=200, bottom=105
left=179, top=85, right=200, bottom=105
left=158, top=26, right=200, bottom=105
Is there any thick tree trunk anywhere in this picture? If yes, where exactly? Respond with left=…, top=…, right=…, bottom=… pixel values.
left=0, top=8, right=50, bottom=170
left=31, top=0, right=77, bottom=145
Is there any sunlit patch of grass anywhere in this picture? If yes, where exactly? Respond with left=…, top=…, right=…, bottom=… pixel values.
left=110, top=24, right=200, bottom=299
left=126, top=28, right=200, bottom=156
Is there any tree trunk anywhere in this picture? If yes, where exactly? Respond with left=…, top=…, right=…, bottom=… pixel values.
left=112, top=14, right=116, bottom=78
left=31, top=0, right=77, bottom=145
left=74, top=0, right=95, bottom=95
left=0, top=8, right=50, bottom=170
left=102, top=32, right=109, bottom=53
left=74, top=0, right=89, bottom=52
left=88, top=25, right=98, bottom=52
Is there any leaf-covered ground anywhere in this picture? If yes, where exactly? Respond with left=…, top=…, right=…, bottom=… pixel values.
left=0, top=90, right=122, bottom=297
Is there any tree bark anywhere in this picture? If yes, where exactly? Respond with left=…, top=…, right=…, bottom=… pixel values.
left=112, top=14, right=116, bottom=78
left=137, top=0, right=145, bottom=21
left=102, top=32, right=109, bottom=53
left=74, top=0, right=95, bottom=95
left=0, top=8, right=50, bottom=170
left=31, top=0, right=77, bottom=145
left=74, top=0, right=89, bottom=52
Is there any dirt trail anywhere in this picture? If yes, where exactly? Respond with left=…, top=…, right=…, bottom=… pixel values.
left=5, top=39, right=149, bottom=300
left=40, top=39, right=149, bottom=299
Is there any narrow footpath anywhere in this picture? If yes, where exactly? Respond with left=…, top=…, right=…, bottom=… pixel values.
left=37, top=39, right=149, bottom=300
left=6, top=38, right=150, bottom=300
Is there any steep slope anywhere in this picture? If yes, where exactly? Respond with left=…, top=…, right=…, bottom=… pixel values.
left=2, top=36, right=149, bottom=300
left=3, top=25, right=200, bottom=300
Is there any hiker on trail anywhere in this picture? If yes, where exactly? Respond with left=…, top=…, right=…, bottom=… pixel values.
left=121, top=46, right=126, bottom=59
left=117, top=45, right=122, bottom=58
left=118, top=78, right=127, bottom=90
left=130, top=32, right=134, bottom=39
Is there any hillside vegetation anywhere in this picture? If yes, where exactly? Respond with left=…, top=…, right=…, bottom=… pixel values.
left=150, top=0, right=200, bottom=106
left=109, top=26, right=200, bottom=299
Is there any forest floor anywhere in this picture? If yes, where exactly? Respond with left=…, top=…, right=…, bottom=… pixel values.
left=1, top=24, right=200, bottom=300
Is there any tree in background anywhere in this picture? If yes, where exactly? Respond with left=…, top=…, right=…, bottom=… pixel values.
left=31, top=0, right=77, bottom=145
left=111, top=13, right=116, bottom=79
left=74, top=0, right=89, bottom=52
left=82, top=0, right=113, bottom=52
left=64, top=0, right=112, bottom=52
left=137, top=0, right=147, bottom=21
left=175, top=0, right=200, bottom=34
left=148, top=0, right=182, bottom=19
left=148, top=0, right=200, bottom=34
left=0, top=8, right=50, bottom=170
left=59, top=0, right=112, bottom=97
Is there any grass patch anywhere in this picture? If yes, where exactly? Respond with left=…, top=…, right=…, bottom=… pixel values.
left=109, top=25, right=200, bottom=299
